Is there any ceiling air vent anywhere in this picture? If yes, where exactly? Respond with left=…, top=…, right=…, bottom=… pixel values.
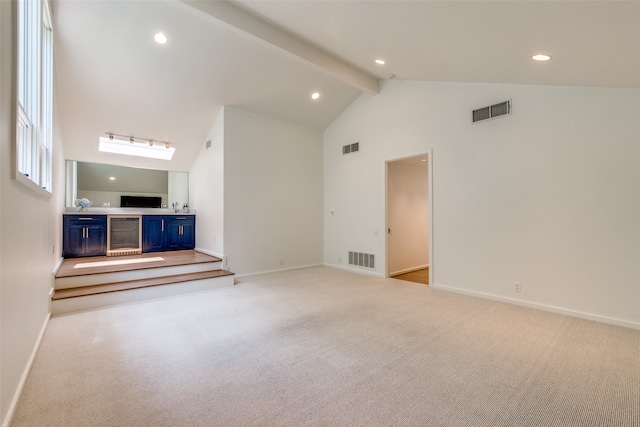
left=472, top=100, right=511, bottom=124
left=342, top=142, right=359, bottom=155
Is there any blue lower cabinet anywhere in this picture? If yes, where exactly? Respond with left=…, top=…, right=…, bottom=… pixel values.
left=165, top=216, right=195, bottom=250
left=142, top=215, right=195, bottom=252
left=142, top=216, right=166, bottom=252
left=63, top=215, right=107, bottom=258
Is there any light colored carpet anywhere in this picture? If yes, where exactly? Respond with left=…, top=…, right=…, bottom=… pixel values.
left=12, top=267, right=640, bottom=426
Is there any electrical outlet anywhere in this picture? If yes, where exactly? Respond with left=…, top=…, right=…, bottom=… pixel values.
left=514, top=282, right=522, bottom=293
left=280, top=258, right=283, bottom=265
left=338, top=257, right=341, bottom=263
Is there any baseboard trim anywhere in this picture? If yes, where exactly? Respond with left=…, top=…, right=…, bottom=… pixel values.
left=52, top=256, right=64, bottom=275
left=430, top=283, right=640, bottom=331
left=194, top=248, right=226, bottom=268
left=389, top=264, right=429, bottom=277
left=324, top=263, right=385, bottom=278
left=194, top=247, right=224, bottom=259
left=235, top=264, right=324, bottom=280
left=3, top=314, right=50, bottom=427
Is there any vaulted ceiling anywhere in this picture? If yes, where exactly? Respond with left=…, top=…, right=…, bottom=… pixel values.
left=53, top=0, right=640, bottom=171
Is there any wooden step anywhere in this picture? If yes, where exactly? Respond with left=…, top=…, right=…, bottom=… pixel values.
left=51, top=270, right=235, bottom=315
left=55, top=250, right=223, bottom=289
left=51, top=250, right=235, bottom=315
left=53, top=270, right=235, bottom=300
left=56, top=250, right=221, bottom=278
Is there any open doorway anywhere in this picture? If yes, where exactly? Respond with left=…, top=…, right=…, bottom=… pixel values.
left=386, top=152, right=433, bottom=285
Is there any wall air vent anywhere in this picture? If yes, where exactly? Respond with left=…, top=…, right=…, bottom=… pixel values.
left=349, top=251, right=375, bottom=269
left=342, top=142, right=360, bottom=155
left=472, top=100, right=511, bottom=124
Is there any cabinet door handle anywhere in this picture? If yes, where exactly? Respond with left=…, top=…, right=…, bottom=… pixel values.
left=82, top=228, right=85, bottom=239
left=78, top=217, right=93, bottom=220
left=86, top=228, right=89, bottom=239
left=161, top=219, right=164, bottom=232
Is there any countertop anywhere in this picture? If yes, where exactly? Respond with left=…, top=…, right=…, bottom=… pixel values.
left=64, top=208, right=194, bottom=215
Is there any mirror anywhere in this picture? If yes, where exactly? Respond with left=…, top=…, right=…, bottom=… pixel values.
left=66, top=160, right=188, bottom=209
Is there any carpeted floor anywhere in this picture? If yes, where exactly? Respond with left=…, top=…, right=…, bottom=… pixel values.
left=12, top=267, right=640, bottom=426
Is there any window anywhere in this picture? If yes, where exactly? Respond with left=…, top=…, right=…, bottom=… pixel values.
left=17, top=0, right=53, bottom=193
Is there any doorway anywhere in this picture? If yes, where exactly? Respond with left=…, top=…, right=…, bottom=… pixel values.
left=386, top=152, right=433, bottom=285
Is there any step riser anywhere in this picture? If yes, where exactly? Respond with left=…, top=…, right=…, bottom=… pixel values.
left=56, top=261, right=222, bottom=289
left=51, top=275, right=235, bottom=315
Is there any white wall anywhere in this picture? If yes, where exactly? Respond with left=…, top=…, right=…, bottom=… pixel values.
left=1, top=2, right=65, bottom=424
left=324, top=80, right=640, bottom=327
left=223, top=107, right=324, bottom=275
left=190, top=109, right=225, bottom=257
left=387, top=161, right=429, bottom=275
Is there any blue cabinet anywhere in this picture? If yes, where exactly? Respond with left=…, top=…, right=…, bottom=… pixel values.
left=142, top=215, right=195, bottom=252
left=142, top=216, right=166, bottom=252
left=63, top=215, right=107, bottom=258
left=165, top=216, right=195, bottom=250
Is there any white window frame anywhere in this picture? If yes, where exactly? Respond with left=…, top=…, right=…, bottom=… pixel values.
left=16, top=0, right=53, bottom=196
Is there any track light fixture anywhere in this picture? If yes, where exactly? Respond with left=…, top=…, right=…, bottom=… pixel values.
left=101, top=133, right=175, bottom=160
left=106, top=133, right=172, bottom=149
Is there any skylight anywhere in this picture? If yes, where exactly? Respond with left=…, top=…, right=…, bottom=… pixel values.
left=98, top=137, right=175, bottom=160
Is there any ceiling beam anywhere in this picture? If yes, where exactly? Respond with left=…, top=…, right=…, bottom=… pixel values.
left=176, top=0, right=379, bottom=95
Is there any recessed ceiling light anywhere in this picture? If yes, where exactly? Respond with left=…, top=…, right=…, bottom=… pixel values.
left=154, top=32, right=168, bottom=45
left=375, top=59, right=385, bottom=65
left=532, top=54, right=551, bottom=61
left=109, top=176, right=116, bottom=180
left=311, top=92, right=320, bottom=100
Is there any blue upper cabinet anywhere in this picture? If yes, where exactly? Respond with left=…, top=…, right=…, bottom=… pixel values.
left=142, top=215, right=195, bottom=252
left=63, top=215, right=107, bottom=258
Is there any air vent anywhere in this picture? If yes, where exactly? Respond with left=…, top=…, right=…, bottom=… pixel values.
left=108, top=249, right=142, bottom=257
left=472, top=100, right=511, bottom=124
left=342, top=142, right=360, bottom=155
left=349, top=251, right=375, bottom=269
left=472, top=106, right=490, bottom=122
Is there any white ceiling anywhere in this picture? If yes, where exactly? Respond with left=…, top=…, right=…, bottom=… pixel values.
left=53, top=0, right=640, bottom=171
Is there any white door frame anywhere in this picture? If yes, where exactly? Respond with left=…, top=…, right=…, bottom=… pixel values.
left=385, top=149, right=434, bottom=283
